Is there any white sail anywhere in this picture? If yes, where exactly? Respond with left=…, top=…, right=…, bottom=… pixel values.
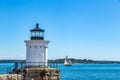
left=64, top=58, right=67, bottom=65
left=68, top=59, right=72, bottom=64
left=64, top=56, right=72, bottom=66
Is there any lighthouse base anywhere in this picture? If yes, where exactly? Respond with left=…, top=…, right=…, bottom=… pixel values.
left=22, top=67, right=60, bottom=80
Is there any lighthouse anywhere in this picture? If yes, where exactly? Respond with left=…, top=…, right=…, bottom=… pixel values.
left=25, top=23, right=49, bottom=66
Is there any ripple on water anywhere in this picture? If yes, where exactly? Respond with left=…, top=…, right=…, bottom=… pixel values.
left=59, top=64, right=120, bottom=80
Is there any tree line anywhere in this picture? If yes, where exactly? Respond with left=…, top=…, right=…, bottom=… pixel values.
left=0, top=59, right=120, bottom=64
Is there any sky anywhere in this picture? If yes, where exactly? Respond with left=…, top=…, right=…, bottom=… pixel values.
left=0, top=0, right=120, bottom=60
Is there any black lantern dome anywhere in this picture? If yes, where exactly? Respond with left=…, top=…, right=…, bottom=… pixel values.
left=30, top=23, right=44, bottom=40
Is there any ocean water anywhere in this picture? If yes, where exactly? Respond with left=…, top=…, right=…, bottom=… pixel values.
left=0, top=63, right=14, bottom=74
left=59, top=64, right=120, bottom=80
left=1, top=63, right=120, bottom=80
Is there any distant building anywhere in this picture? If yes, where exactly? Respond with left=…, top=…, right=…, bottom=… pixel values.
left=25, top=23, right=50, bottom=66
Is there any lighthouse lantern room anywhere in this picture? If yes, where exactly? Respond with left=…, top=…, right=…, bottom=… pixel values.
left=25, top=23, right=49, bottom=66
left=30, top=23, right=44, bottom=40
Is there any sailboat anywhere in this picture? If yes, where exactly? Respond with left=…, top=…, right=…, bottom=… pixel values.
left=64, top=56, right=72, bottom=66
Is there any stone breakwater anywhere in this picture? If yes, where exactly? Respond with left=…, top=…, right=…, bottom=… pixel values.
left=0, top=67, right=60, bottom=80
left=22, top=67, right=60, bottom=80
left=0, top=74, right=23, bottom=80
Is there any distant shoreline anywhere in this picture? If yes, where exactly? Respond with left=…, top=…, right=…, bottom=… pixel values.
left=0, top=59, right=120, bottom=64
left=49, top=58, right=120, bottom=64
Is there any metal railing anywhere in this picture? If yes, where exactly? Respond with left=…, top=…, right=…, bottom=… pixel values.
left=20, top=62, right=58, bottom=68
left=7, top=64, right=15, bottom=74
left=5, top=62, right=58, bottom=74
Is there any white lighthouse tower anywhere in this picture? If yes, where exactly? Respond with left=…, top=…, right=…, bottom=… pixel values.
left=25, top=23, right=49, bottom=66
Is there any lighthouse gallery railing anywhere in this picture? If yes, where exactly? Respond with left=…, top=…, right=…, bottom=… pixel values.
left=6, top=62, right=58, bottom=74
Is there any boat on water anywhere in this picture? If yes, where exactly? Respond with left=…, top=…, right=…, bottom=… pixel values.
left=64, top=56, right=72, bottom=66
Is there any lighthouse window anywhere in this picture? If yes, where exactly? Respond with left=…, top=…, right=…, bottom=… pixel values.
left=36, top=32, right=40, bottom=36
left=40, top=32, right=44, bottom=37
left=31, top=32, right=40, bottom=37
left=42, top=33, right=44, bottom=36
left=40, top=32, right=42, bottom=37
left=31, top=32, right=35, bottom=36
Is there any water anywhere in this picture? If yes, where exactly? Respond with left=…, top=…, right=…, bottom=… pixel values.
left=59, top=64, right=120, bottom=80
left=0, top=63, right=14, bottom=74
left=1, top=63, right=120, bottom=80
